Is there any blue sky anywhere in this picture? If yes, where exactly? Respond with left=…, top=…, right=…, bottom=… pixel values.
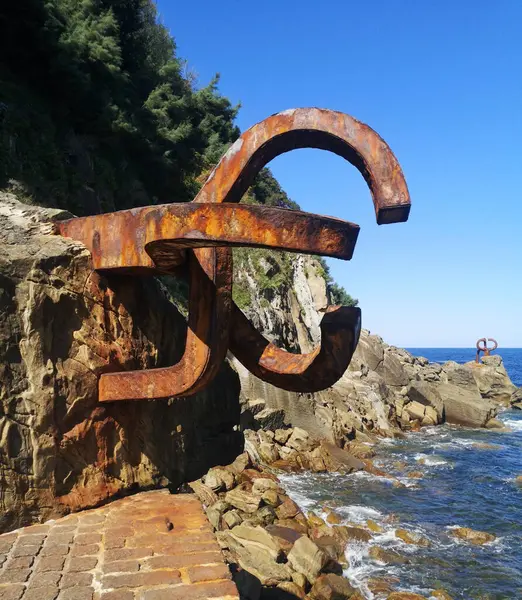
left=157, top=0, right=521, bottom=347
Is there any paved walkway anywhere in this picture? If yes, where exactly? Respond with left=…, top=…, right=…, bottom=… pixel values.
left=0, top=491, right=238, bottom=600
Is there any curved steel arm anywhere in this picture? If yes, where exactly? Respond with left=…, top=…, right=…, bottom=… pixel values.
left=98, top=247, right=232, bottom=401
left=230, top=305, right=361, bottom=393
left=195, top=107, right=411, bottom=224
left=196, top=108, right=410, bottom=389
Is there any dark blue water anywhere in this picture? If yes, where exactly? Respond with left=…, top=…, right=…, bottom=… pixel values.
left=281, top=349, right=522, bottom=599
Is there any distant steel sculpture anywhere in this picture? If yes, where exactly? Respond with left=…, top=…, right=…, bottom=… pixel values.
left=57, top=108, right=411, bottom=401
left=476, top=337, right=498, bottom=363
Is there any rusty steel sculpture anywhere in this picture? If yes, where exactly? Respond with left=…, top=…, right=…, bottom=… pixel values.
left=57, top=108, right=411, bottom=402
left=476, top=337, right=498, bottom=363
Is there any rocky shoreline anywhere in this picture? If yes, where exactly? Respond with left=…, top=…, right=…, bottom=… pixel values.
left=190, top=348, right=521, bottom=600
left=191, top=422, right=515, bottom=600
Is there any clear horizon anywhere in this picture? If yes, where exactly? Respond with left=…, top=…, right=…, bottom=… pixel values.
left=157, top=0, right=522, bottom=347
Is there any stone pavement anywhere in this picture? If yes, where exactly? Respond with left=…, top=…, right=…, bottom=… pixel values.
left=0, top=490, right=239, bottom=600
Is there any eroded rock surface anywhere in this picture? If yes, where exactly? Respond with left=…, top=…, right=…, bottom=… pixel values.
left=234, top=256, right=517, bottom=442
left=0, top=194, right=241, bottom=532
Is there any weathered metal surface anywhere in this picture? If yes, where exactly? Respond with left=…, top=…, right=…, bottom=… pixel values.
left=229, top=304, right=362, bottom=393
left=194, top=108, right=411, bottom=224
left=56, top=107, right=411, bottom=401
left=57, top=203, right=360, bottom=273
left=476, top=337, right=498, bottom=363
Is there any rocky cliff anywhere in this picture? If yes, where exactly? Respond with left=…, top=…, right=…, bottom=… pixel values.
left=0, top=194, right=518, bottom=533
left=0, top=194, right=241, bottom=532
left=233, top=248, right=518, bottom=446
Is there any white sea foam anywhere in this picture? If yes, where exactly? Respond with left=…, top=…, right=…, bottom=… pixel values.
left=413, top=453, right=448, bottom=466
left=352, top=471, right=396, bottom=485
left=343, top=541, right=375, bottom=599
left=502, top=419, right=522, bottom=431
left=337, top=504, right=383, bottom=524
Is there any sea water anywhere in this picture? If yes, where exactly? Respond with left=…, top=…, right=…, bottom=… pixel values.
left=280, top=349, right=522, bottom=599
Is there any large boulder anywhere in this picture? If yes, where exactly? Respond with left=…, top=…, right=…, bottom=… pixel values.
left=468, top=356, right=517, bottom=406
left=0, top=194, right=241, bottom=532
left=437, top=383, right=496, bottom=427
left=407, top=381, right=444, bottom=420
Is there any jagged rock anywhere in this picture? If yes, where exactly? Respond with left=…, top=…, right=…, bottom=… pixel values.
left=189, top=480, right=219, bottom=507
left=262, top=489, right=281, bottom=507
left=438, top=383, right=496, bottom=427
left=206, top=500, right=230, bottom=529
left=229, top=452, right=251, bottom=475
left=512, top=387, right=522, bottom=409
left=230, top=524, right=283, bottom=559
left=368, top=577, right=398, bottom=596
left=367, top=519, right=383, bottom=533
left=254, top=505, right=278, bottom=526
left=239, top=467, right=274, bottom=482
left=450, top=527, right=495, bottom=545
left=252, top=477, right=279, bottom=494
left=308, top=573, right=358, bottom=599
left=395, top=529, right=430, bottom=547
left=485, top=418, right=505, bottom=429
left=407, top=381, right=444, bottom=420
left=404, top=401, right=426, bottom=422
left=204, top=467, right=236, bottom=491
left=308, top=447, right=328, bottom=472
left=0, top=195, right=241, bottom=532
left=265, top=524, right=303, bottom=552
left=276, top=518, right=309, bottom=535
left=225, top=483, right=262, bottom=513
left=344, top=441, right=376, bottom=459
left=223, top=510, right=243, bottom=529
left=422, top=406, right=439, bottom=426
left=276, top=496, right=301, bottom=520
left=324, top=508, right=342, bottom=525
left=236, top=545, right=293, bottom=586
left=292, top=571, right=308, bottom=589
left=279, top=446, right=300, bottom=462
left=287, top=427, right=313, bottom=451
left=254, top=408, right=286, bottom=430
left=318, top=442, right=365, bottom=474
left=276, top=496, right=301, bottom=519
left=313, top=535, right=345, bottom=562
left=369, top=546, right=409, bottom=565
left=258, top=442, right=280, bottom=464
left=287, top=535, right=328, bottom=584
left=274, top=428, right=292, bottom=445
left=244, top=430, right=262, bottom=463
left=258, top=429, right=275, bottom=443
left=381, top=351, right=409, bottom=387
left=343, top=527, right=372, bottom=542
left=470, top=355, right=517, bottom=406
left=308, top=512, right=327, bottom=528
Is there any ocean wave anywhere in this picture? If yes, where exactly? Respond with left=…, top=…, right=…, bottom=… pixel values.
left=413, top=453, right=448, bottom=466
left=343, top=542, right=375, bottom=599
left=337, top=504, right=383, bottom=523
left=502, top=419, right=522, bottom=431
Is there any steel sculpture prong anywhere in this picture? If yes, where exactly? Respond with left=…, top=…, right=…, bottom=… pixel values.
left=56, top=107, right=411, bottom=401
left=476, top=337, right=498, bottom=363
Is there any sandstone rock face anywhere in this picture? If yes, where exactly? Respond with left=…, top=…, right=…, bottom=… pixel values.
left=450, top=526, right=496, bottom=545
left=0, top=195, right=241, bottom=532
left=468, top=355, right=517, bottom=406
left=233, top=250, right=517, bottom=439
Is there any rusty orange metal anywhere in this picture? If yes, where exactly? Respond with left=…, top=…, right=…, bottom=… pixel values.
left=476, top=337, right=498, bottom=363
left=56, top=107, right=411, bottom=402
left=57, top=203, right=361, bottom=273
